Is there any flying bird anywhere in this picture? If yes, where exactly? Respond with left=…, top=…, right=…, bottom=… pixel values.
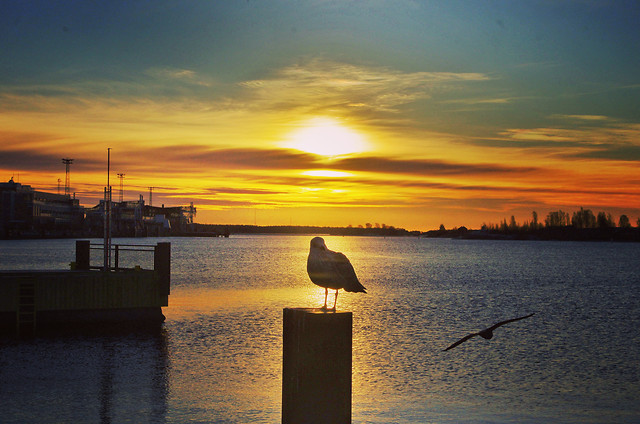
left=443, top=313, right=535, bottom=351
left=307, top=237, right=366, bottom=310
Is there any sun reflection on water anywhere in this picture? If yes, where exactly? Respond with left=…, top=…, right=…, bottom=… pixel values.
left=2, top=236, right=638, bottom=423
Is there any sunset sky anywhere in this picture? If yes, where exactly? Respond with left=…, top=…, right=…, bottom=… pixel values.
left=1, top=1, right=639, bottom=231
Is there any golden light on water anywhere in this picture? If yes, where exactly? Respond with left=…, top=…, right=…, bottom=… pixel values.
left=284, top=117, right=369, bottom=157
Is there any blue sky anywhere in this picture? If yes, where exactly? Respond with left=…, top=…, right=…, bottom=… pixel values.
left=1, top=1, right=639, bottom=229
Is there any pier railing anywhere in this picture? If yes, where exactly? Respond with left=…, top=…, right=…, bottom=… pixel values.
left=75, top=240, right=170, bottom=297
left=89, top=242, right=155, bottom=272
left=75, top=240, right=168, bottom=273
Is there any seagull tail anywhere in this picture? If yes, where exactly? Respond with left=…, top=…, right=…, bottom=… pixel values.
left=344, top=283, right=367, bottom=293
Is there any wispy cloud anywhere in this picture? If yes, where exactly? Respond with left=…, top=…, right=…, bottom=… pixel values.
left=494, top=119, right=640, bottom=161
left=113, top=145, right=539, bottom=179
left=239, top=58, right=490, bottom=115
left=331, top=156, right=537, bottom=176
left=442, top=97, right=513, bottom=105
left=551, top=114, right=611, bottom=122
left=0, top=147, right=102, bottom=172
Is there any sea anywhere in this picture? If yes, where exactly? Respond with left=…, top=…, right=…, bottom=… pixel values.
left=1, top=235, right=639, bottom=424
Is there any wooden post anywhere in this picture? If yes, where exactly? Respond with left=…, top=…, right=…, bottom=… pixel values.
left=282, top=308, right=352, bottom=424
left=154, top=242, right=170, bottom=296
left=75, top=240, right=90, bottom=270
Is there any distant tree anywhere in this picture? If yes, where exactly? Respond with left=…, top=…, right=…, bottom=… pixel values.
left=597, top=211, right=615, bottom=228
left=546, top=210, right=570, bottom=227
left=572, top=207, right=596, bottom=229
left=637, top=217, right=640, bottom=228
left=532, top=211, right=539, bottom=230
left=439, top=224, right=446, bottom=231
left=619, top=215, right=631, bottom=228
left=509, top=215, right=517, bottom=231
left=365, top=223, right=372, bottom=229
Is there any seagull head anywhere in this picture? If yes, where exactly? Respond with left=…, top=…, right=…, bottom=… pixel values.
left=310, top=237, right=327, bottom=251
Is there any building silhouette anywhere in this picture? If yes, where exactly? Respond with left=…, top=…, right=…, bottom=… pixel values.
left=1, top=179, right=195, bottom=239
left=1, top=178, right=83, bottom=238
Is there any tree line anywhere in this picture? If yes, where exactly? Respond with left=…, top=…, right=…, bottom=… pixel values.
left=422, top=207, right=640, bottom=241
left=480, top=207, right=638, bottom=232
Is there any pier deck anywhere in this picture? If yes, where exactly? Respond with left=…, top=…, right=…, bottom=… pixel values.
left=0, top=241, right=170, bottom=335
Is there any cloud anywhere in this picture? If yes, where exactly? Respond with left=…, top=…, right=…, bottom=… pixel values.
left=552, top=114, right=611, bottom=122
left=0, top=66, right=217, bottom=115
left=443, top=97, right=512, bottom=105
left=572, top=145, right=640, bottom=161
left=205, top=187, right=287, bottom=195
left=0, top=148, right=102, bottom=173
left=114, top=145, right=538, bottom=179
left=238, top=58, right=490, bottom=115
left=121, top=146, right=321, bottom=171
left=494, top=120, right=640, bottom=161
left=331, top=156, right=537, bottom=176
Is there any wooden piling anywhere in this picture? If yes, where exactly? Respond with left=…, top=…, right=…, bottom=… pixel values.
left=154, top=242, right=171, bottom=296
left=282, top=308, right=352, bottom=424
left=75, top=240, right=90, bottom=270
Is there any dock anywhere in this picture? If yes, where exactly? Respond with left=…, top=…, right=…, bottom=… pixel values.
left=0, top=241, right=170, bottom=335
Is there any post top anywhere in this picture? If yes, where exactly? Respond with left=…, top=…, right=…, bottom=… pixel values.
left=284, top=307, right=352, bottom=316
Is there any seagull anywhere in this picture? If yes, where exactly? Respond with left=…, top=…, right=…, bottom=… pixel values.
left=443, top=313, right=535, bottom=351
left=307, top=237, right=366, bottom=310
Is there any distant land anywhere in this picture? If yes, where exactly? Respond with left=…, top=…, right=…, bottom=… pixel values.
left=190, top=223, right=419, bottom=237
left=192, top=223, right=640, bottom=242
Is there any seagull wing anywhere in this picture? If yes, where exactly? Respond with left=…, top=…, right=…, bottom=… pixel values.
left=443, top=332, right=479, bottom=351
left=487, top=313, right=535, bottom=332
left=327, top=250, right=366, bottom=293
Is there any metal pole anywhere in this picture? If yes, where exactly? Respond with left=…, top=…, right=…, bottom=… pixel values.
left=107, top=148, right=112, bottom=271
left=103, top=148, right=112, bottom=272
left=103, top=187, right=108, bottom=271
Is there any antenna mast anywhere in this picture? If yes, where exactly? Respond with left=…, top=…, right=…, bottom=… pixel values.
left=117, top=173, right=125, bottom=203
left=61, top=158, right=73, bottom=196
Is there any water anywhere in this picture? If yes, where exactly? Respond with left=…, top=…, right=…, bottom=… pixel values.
left=1, top=236, right=639, bottom=423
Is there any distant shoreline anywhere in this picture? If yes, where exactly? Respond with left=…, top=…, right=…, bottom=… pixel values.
left=422, top=226, right=640, bottom=242
left=3, top=223, right=640, bottom=242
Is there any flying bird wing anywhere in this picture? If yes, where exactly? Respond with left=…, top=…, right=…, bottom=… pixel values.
left=487, top=313, right=535, bottom=332
left=443, top=332, right=479, bottom=351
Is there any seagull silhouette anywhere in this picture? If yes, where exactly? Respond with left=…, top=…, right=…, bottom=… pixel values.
left=443, top=313, right=535, bottom=351
left=307, top=237, right=366, bottom=310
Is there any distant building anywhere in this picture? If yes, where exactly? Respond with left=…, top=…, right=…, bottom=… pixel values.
left=2, top=179, right=197, bottom=238
left=0, top=178, right=84, bottom=238
left=84, top=196, right=196, bottom=237
left=84, top=196, right=146, bottom=237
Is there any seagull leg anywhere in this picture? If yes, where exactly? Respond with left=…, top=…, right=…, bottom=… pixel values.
left=332, top=289, right=338, bottom=311
left=322, top=288, right=328, bottom=310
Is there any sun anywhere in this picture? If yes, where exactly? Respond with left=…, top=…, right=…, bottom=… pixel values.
left=285, top=117, right=368, bottom=156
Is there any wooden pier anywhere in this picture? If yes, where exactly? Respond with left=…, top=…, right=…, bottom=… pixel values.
left=0, top=241, right=170, bottom=335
